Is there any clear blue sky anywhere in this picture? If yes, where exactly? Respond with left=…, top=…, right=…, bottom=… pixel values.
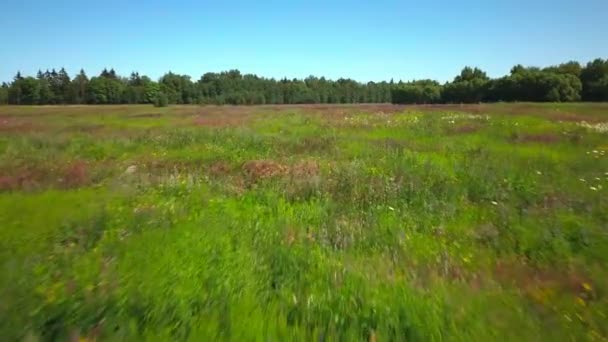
left=1, top=0, right=607, bottom=83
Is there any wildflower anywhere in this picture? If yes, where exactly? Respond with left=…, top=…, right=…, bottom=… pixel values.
left=593, top=150, right=599, bottom=154
left=388, top=206, right=395, bottom=211
left=576, top=297, right=586, bottom=306
left=578, top=121, right=608, bottom=133
left=536, top=170, right=542, bottom=175
left=583, top=282, right=593, bottom=292
left=579, top=178, right=586, bottom=182
left=491, top=201, right=498, bottom=206
left=590, top=186, right=598, bottom=191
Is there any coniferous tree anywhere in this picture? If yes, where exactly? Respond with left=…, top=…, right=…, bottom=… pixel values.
left=70, top=69, right=89, bottom=104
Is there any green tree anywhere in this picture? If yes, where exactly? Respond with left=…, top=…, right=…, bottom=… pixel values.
left=9, top=77, right=41, bottom=105
left=544, top=61, right=582, bottom=78
left=37, top=70, right=54, bottom=104
left=442, top=67, right=490, bottom=103
left=486, top=67, right=581, bottom=102
left=581, top=59, right=608, bottom=101
left=160, top=72, right=195, bottom=104
left=55, top=68, right=71, bottom=103
left=0, top=83, right=8, bottom=104
left=86, top=72, right=126, bottom=104
left=154, top=92, right=169, bottom=107
left=70, top=69, right=89, bottom=104
left=144, top=81, right=161, bottom=103
left=391, top=80, right=441, bottom=104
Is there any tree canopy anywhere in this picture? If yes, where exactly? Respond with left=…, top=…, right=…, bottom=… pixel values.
left=2, top=58, right=607, bottom=106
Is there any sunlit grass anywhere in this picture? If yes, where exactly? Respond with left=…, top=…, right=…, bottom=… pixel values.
left=0, top=104, right=607, bottom=340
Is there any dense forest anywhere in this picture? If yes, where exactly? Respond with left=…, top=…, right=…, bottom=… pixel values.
left=1, top=58, right=606, bottom=106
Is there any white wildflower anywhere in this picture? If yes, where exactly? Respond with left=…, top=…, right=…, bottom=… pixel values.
left=388, top=206, right=395, bottom=211
left=491, top=201, right=498, bottom=206
left=440, top=113, right=488, bottom=121
left=590, top=186, right=598, bottom=191
left=536, top=171, right=542, bottom=175
left=579, top=178, right=586, bottom=182
left=577, top=121, right=608, bottom=134
left=124, top=165, right=137, bottom=175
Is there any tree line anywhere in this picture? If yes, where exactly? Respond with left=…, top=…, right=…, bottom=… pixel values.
left=0, top=58, right=606, bottom=106
left=392, top=59, right=607, bottom=104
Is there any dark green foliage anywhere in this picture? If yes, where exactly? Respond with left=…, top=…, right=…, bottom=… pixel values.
left=442, top=67, right=489, bottom=103
left=580, top=58, right=608, bottom=101
left=69, top=69, right=89, bottom=104
left=543, top=61, right=582, bottom=78
left=160, top=72, right=196, bottom=104
left=8, top=76, right=41, bottom=104
left=0, top=83, right=9, bottom=104
left=2, top=58, right=607, bottom=106
left=154, top=92, right=169, bottom=107
left=485, top=67, right=582, bottom=102
left=391, top=80, right=441, bottom=104
left=86, top=75, right=125, bottom=104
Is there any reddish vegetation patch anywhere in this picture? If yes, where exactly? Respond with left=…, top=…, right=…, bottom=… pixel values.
left=494, top=260, right=594, bottom=302
left=193, top=116, right=249, bottom=127
left=62, top=124, right=105, bottom=133
left=0, top=174, right=32, bottom=191
left=208, top=161, right=233, bottom=176
left=242, top=159, right=320, bottom=181
left=127, top=113, right=162, bottom=118
left=0, top=161, right=93, bottom=191
left=0, top=118, right=38, bottom=133
left=0, top=167, right=48, bottom=191
left=291, top=160, right=320, bottom=178
left=61, top=161, right=89, bottom=188
left=242, top=160, right=289, bottom=180
left=514, top=133, right=561, bottom=144
left=446, top=124, right=482, bottom=135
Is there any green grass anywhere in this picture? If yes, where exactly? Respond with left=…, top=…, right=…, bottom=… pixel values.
left=1, top=103, right=607, bottom=341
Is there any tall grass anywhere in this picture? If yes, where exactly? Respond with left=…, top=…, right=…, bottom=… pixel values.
left=0, top=104, right=607, bottom=340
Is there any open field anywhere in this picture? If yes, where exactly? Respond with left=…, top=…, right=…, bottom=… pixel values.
left=1, top=103, right=608, bottom=340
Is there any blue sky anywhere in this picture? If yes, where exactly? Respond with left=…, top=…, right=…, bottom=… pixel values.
left=1, top=0, right=607, bottom=83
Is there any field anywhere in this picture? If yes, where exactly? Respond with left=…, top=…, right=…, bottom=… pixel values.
left=1, top=103, right=608, bottom=341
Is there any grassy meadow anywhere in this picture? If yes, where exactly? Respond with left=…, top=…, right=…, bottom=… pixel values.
left=1, top=103, right=608, bottom=341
